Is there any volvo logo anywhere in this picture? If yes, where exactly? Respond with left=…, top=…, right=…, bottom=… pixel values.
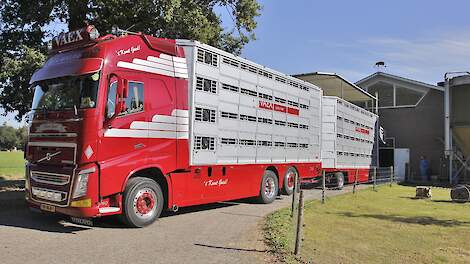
left=37, top=151, right=62, bottom=163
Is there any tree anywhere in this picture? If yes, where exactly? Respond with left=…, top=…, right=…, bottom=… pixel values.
left=0, top=124, right=19, bottom=150
left=0, top=0, right=261, bottom=121
left=15, top=126, right=28, bottom=150
left=0, top=46, right=46, bottom=122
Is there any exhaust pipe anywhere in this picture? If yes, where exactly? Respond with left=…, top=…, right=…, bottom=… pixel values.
left=171, top=204, right=179, bottom=212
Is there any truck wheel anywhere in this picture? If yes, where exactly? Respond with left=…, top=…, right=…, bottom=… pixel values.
left=282, top=167, right=297, bottom=195
left=258, top=170, right=279, bottom=204
left=335, top=172, right=345, bottom=190
left=122, top=177, right=164, bottom=228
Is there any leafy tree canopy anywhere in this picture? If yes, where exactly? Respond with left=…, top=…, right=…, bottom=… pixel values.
left=0, top=124, right=27, bottom=150
left=0, top=0, right=261, bottom=121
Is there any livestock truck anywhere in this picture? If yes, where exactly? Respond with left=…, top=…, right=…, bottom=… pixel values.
left=25, top=26, right=377, bottom=227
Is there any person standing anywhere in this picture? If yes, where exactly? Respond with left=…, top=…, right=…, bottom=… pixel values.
left=419, top=156, right=430, bottom=182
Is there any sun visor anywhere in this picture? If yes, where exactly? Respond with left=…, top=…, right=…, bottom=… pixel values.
left=30, top=57, right=103, bottom=84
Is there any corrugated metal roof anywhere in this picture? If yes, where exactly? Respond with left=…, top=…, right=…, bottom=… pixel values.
left=293, top=72, right=377, bottom=102
left=355, top=72, right=443, bottom=91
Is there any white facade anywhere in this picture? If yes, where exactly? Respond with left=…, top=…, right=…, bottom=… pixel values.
left=322, top=96, right=377, bottom=169
left=177, top=40, right=323, bottom=166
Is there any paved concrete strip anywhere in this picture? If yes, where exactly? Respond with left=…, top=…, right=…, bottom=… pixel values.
left=0, top=185, right=362, bottom=264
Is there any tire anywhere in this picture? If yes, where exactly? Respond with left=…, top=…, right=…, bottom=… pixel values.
left=282, top=167, right=297, bottom=195
left=258, top=170, right=279, bottom=204
left=122, top=177, right=164, bottom=228
left=335, top=172, right=345, bottom=190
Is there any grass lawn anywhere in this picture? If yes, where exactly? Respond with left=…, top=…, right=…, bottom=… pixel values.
left=0, top=151, right=25, bottom=181
left=265, top=185, right=470, bottom=264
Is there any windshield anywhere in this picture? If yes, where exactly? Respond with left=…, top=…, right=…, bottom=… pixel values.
left=32, top=72, right=100, bottom=111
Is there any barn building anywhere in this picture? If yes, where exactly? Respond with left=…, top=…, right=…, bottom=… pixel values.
left=355, top=72, right=446, bottom=183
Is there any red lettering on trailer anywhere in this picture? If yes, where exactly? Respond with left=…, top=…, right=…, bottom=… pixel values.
left=287, top=107, right=299, bottom=116
left=259, top=101, right=273, bottom=110
left=356, top=127, right=370, bottom=135
left=259, top=101, right=299, bottom=116
left=273, top=104, right=286, bottom=112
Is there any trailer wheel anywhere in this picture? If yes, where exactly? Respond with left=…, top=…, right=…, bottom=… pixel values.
left=258, top=170, right=279, bottom=204
left=335, top=172, right=345, bottom=190
left=122, top=177, right=164, bottom=228
left=282, top=167, right=297, bottom=195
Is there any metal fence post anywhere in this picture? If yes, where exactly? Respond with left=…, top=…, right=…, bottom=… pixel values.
left=390, top=166, right=394, bottom=187
left=322, top=170, right=326, bottom=204
left=291, top=170, right=298, bottom=217
left=294, top=190, right=305, bottom=256
left=373, top=167, right=377, bottom=191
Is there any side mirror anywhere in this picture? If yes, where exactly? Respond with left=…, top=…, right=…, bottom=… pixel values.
left=115, top=78, right=128, bottom=116
left=105, top=74, right=128, bottom=123
left=122, top=80, right=129, bottom=99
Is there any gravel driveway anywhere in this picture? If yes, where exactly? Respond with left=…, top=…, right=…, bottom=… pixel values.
left=0, top=184, right=358, bottom=264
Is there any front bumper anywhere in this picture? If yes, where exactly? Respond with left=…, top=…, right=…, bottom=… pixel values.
left=26, top=194, right=101, bottom=218
left=26, top=163, right=104, bottom=218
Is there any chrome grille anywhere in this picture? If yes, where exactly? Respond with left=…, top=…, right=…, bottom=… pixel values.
left=31, top=171, right=71, bottom=185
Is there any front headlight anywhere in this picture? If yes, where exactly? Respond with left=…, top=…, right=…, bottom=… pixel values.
left=72, top=166, right=95, bottom=199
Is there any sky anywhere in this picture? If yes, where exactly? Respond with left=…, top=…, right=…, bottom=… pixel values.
left=235, top=0, right=470, bottom=84
left=3, top=0, right=470, bottom=127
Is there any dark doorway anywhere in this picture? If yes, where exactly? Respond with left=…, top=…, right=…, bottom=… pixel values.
left=379, top=148, right=394, bottom=167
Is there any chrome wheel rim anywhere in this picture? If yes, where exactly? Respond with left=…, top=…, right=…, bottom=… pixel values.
left=286, top=171, right=296, bottom=190
left=265, top=177, right=276, bottom=199
left=337, top=175, right=344, bottom=187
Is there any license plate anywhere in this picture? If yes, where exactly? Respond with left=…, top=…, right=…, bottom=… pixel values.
left=40, top=204, right=56, bottom=213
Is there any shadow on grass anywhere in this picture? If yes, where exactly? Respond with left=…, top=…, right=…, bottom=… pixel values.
left=432, top=200, right=456, bottom=203
left=398, top=182, right=452, bottom=188
left=399, top=196, right=462, bottom=204
left=399, top=196, right=432, bottom=200
left=337, top=211, right=470, bottom=227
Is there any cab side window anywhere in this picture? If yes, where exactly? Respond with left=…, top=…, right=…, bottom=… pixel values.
left=120, top=81, right=144, bottom=116
left=106, top=82, right=117, bottom=119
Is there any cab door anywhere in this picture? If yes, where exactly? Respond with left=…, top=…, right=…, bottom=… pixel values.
left=98, top=73, right=149, bottom=197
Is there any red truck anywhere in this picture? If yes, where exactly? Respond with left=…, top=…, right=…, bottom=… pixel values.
left=25, top=26, right=329, bottom=227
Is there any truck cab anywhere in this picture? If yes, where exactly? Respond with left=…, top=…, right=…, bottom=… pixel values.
left=25, top=26, right=188, bottom=226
